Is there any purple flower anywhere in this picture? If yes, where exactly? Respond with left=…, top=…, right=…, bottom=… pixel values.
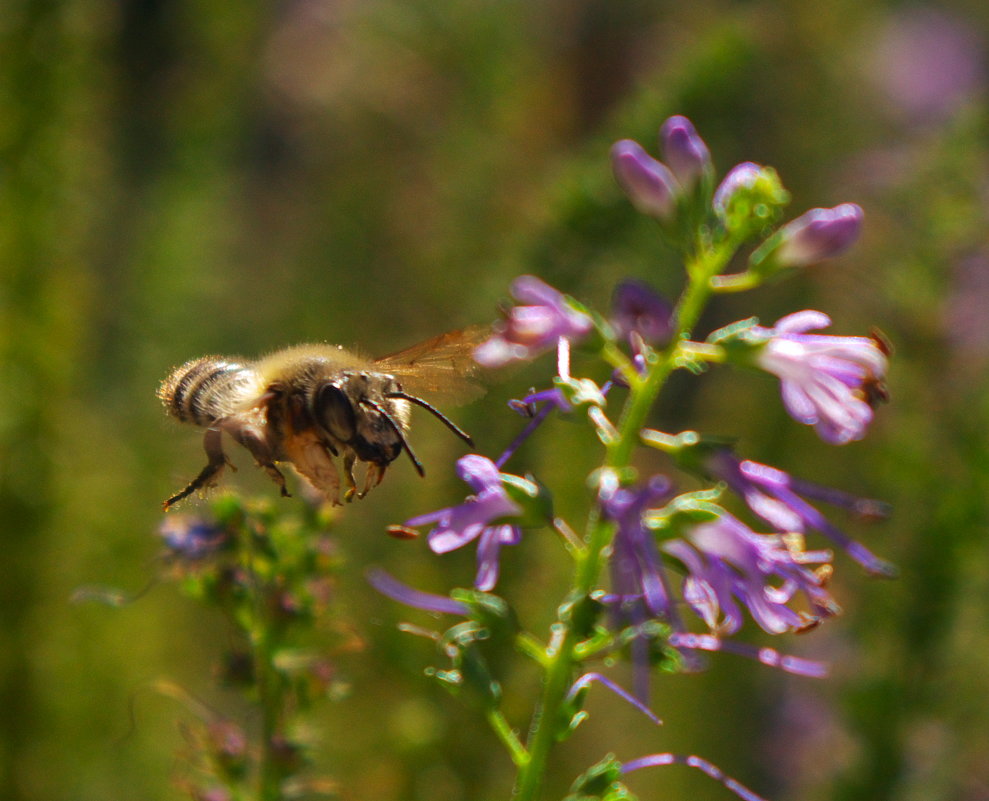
left=754, top=311, right=889, bottom=444
left=663, top=511, right=839, bottom=636
left=401, top=455, right=525, bottom=591
left=774, top=204, right=864, bottom=267
left=611, top=279, right=673, bottom=347
left=474, top=275, right=593, bottom=368
left=599, top=475, right=679, bottom=698
left=704, top=447, right=895, bottom=577
left=611, top=139, right=678, bottom=221
left=659, top=115, right=712, bottom=192
left=159, top=515, right=229, bottom=560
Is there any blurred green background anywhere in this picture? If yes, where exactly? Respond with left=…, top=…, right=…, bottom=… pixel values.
left=2, top=0, right=988, bottom=799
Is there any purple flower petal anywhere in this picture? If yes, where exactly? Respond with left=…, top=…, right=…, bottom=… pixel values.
left=568, top=672, right=663, bottom=726
left=366, top=568, right=470, bottom=615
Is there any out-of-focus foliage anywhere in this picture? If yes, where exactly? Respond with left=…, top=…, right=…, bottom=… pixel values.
left=1, top=0, right=987, bottom=799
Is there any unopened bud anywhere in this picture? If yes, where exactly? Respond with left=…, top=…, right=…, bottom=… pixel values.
left=611, top=139, right=678, bottom=221
left=775, top=203, right=864, bottom=267
left=660, top=115, right=712, bottom=191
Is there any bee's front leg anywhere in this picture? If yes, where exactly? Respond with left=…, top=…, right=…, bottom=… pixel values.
left=343, top=453, right=360, bottom=502
left=361, top=462, right=386, bottom=498
left=162, top=427, right=231, bottom=511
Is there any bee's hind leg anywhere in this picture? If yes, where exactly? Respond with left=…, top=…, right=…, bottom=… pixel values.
left=223, top=418, right=291, bottom=499
left=163, top=428, right=232, bottom=511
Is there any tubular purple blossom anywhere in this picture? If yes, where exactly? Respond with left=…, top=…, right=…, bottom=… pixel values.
left=659, top=115, right=712, bottom=191
left=704, top=448, right=896, bottom=577
left=400, top=455, right=527, bottom=591
left=662, top=511, right=840, bottom=636
left=775, top=203, right=864, bottom=267
left=754, top=311, right=889, bottom=444
left=668, top=632, right=828, bottom=678
left=474, top=275, right=592, bottom=367
left=599, top=475, right=681, bottom=698
left=611, top=139, right=678, bottom=221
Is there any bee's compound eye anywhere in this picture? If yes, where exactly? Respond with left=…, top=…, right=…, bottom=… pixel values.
left=316, top=383, right=356, bottom=443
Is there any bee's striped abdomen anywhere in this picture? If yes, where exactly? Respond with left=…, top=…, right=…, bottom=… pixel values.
left=159, top=357, right=259, bottom=427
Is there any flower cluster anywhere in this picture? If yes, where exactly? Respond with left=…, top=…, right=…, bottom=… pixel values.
left=366, top=114, right=892, bottom=801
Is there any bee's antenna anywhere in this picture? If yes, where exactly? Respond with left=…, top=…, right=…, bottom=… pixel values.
left=386, top=391, right=474, bottom=447
left=359, top=398, right=425, bottom=477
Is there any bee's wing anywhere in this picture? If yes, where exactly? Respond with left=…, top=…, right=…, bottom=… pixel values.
left=374, top=326, right=489, bottom=405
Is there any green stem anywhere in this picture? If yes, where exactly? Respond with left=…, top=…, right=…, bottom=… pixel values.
left=510, top=244, right=732, bottom=801
left=487, top=708, right=530, bottom=767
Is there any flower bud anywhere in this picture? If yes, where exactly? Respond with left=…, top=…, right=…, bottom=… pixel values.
left=713, top=162, right=789, bottom=239
left=774, top=203, right=864, bottom=267
left=659, top=115, right=712, bottom=191
left=712, top=162, right=762, bottom=214
left=611, top=139, right=678, bottom=221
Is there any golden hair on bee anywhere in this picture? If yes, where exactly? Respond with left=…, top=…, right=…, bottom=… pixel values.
left=158, top=328, right=486, bottom=510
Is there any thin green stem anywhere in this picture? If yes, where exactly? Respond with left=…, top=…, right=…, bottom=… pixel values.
left=516, top=632, right=551, bottom=667
left=487, top=709, right=530, bottom=768
left=510, top=242, right=734, bottom=801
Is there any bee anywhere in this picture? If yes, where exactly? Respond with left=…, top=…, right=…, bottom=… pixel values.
left=158, top=328, right=486, bottom=510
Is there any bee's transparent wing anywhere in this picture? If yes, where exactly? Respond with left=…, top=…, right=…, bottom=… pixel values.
left=374, top=326, right=488, bottom=405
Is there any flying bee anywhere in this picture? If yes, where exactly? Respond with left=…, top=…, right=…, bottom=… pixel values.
left=158, top=327, right=486, bottom=510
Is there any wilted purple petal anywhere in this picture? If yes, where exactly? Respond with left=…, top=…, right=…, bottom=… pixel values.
left=611, top=279, right=673, bottom=346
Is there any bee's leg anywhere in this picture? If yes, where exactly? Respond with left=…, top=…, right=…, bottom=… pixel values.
left=162, top=428, right=230, bottom=511
left=361, top=462, right=386, bottom=499
left=223, top=418, right=290, bottom=498
left=343, top=453, right=359, bottom=502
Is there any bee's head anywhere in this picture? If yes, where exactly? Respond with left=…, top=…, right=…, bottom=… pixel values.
left=313, top=372, right=410, bottom=467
